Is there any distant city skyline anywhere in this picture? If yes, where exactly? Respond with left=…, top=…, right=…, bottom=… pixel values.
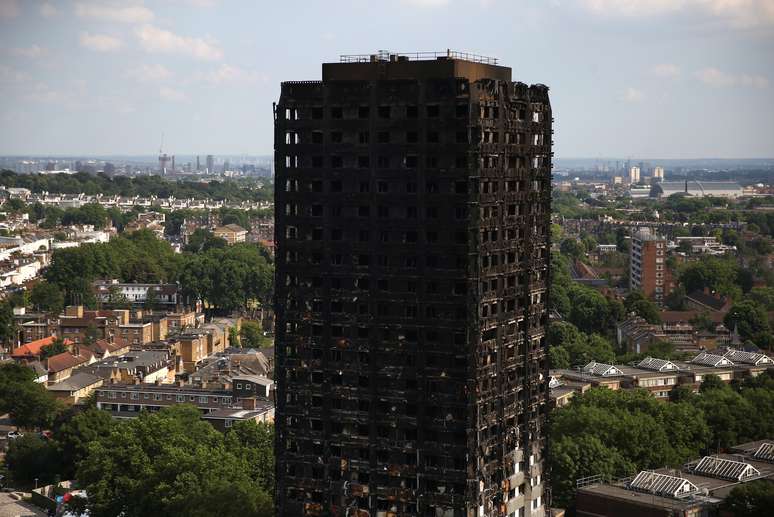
left=1, top=0, right=773, bottom=158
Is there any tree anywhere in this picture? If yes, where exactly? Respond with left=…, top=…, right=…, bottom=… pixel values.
left=0, top=300, right=17, bottom=349
left=239, top=321, right=264, bottom=349
left=224, top=421, right=274, bottom=492
left=54, top=408, right=115, bottom=479
left=560, top=238, right=585, bottom=260
left=549, top=388, right=710, bottom=509
left=0, top=369, right=63, bottom=430
left=40, top=338, right=67, bottom=359
left=724, top=300, right=770, bottom=341
left=722, top=480, right=774, bottom=517
left=5, top=435, right=59, bottom=486
left=748, top=287, right=774, bottom=311
left=29, top=281, right=65, bottom=315
left=549, top=345, right=571, bottom=369
left=699, top=374, right=726, bottom=393
left=144, top=287, right=160, bottom=311
left=77, top=406, right=273, bottom=517
left=229, top=326, right=240, bottom=347
left=631, top=299, right=662, bottom=324
left=567, top=285, right=614, bottom=334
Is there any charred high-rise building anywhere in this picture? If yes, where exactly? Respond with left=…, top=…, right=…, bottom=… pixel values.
left=274, top=51, right=552, bottom=517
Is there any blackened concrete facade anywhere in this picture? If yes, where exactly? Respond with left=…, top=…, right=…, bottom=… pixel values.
left=274, top=52, right=552, bottom=517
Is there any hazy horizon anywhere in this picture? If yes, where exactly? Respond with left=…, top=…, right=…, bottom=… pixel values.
left=1, top=1, right=773, bottom=158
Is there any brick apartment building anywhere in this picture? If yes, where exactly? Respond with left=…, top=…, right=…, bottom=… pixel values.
left=629, top=228, right=673, bottom=303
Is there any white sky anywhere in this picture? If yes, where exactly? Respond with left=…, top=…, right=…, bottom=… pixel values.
left=0, top=0, right=773, bottom=158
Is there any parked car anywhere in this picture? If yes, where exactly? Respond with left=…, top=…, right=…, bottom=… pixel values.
left=6, top=430, right=23, bottom=439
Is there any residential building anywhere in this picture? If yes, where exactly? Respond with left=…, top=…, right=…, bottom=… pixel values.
left=46, top=348, right=95, bottom=383
left=93, top=280, right=180, bottom=308
left=213, top=224, right=248, bottom=244
left=575, top=440, right=774, bottom=517
left=684, top=288, right=732, bottom=313
left=629, top=166, right=640, bottom=184
left=47, top=372, right=103, bottom=405
left=629, top=228, right=672, bottom=302
left=95, top=382, right=235, bottom=417
left=653, top=166, right=664, bottom=181
left=166, top=310, right=198, bottom=333
left=11, top=336, right=73, bottom=362
left=117, top=321, right=154, bottom=346
left=275, top=51, right=552, bottom=516
left=82, top=349, right=173, bottom=384
left=201, top=397, right=275, bottom=432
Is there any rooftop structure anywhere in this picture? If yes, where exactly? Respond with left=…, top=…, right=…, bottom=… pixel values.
left=753, top=442, right=774, bottom=462
left=576, top=439, right=774, bottom=517
left=651, top=180, right=743, bottom=199
left=724, top=349, right=773, bottom=366
left=627, top=471, right=698, bottom=498
left=583, top=361, right=623, bottom=377
left=690, top=456, right=760, bottom=481
left=636, top=357, right=679, bottom=372
left=691, top=352, right=734, bottom=368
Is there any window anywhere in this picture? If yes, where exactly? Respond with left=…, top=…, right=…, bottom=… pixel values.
left=358, top=106, right=369, bottom=118
left=331, top=131, right=343, bottom=143
left=176, top=394, right=185, bottom=402
left=311, top=131, right=323, bottom=144
left=427, top=131, right=439, bottom=143
left=406, top=105, right=418, bottom=118
left=426, top=105, right=440, bottom=117
left=378, top=105, right=391, bottom=119
left=358, top=156, right=370, bottom=168
left=331, top=156, right=343, bottom=168
left=358, top=131, right=370, bottom=144
left=377, top=131, right=390, bottom=143
left=331, top=106, right=343, bottom=119
left=406, top=131, right=418, bottom=143
left=377, top=156, right=389, bottom=168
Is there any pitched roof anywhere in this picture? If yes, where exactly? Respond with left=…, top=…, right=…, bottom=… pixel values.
left=582, top=361, right=623, bottom=377
left=691, top=352, right=734, bottom=367
left=685, top=290, right=729, bottom=312
left=723, top=349, right=773, bottom=366
left=628, top=471, right=699, bottom=499
left=637, top=357, right=679, bottom=372
left=753, top=443, right=774, bottom=462
left=47, top=372, right=103, bottom=392
left=691, top=456, right=760, bottom=481
left=216, top=224, right=247, bottom=233
left=47, top=351, right=88, bottom=373
left=11, top=336, right=60, bottom=358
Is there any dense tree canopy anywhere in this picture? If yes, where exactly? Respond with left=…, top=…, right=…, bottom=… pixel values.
left=547, top=321, right=616, bottom=367
left=42, top=230, right=273, bottom=313
left=0, top=169, right=272, bottom=202
left=76, top=406, right=273, bottom=517
left=549, top=388, right=710, bottom=508
left=724, top=300, right=771, bottom=342
left=722, top=480, right=774, bottom=517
